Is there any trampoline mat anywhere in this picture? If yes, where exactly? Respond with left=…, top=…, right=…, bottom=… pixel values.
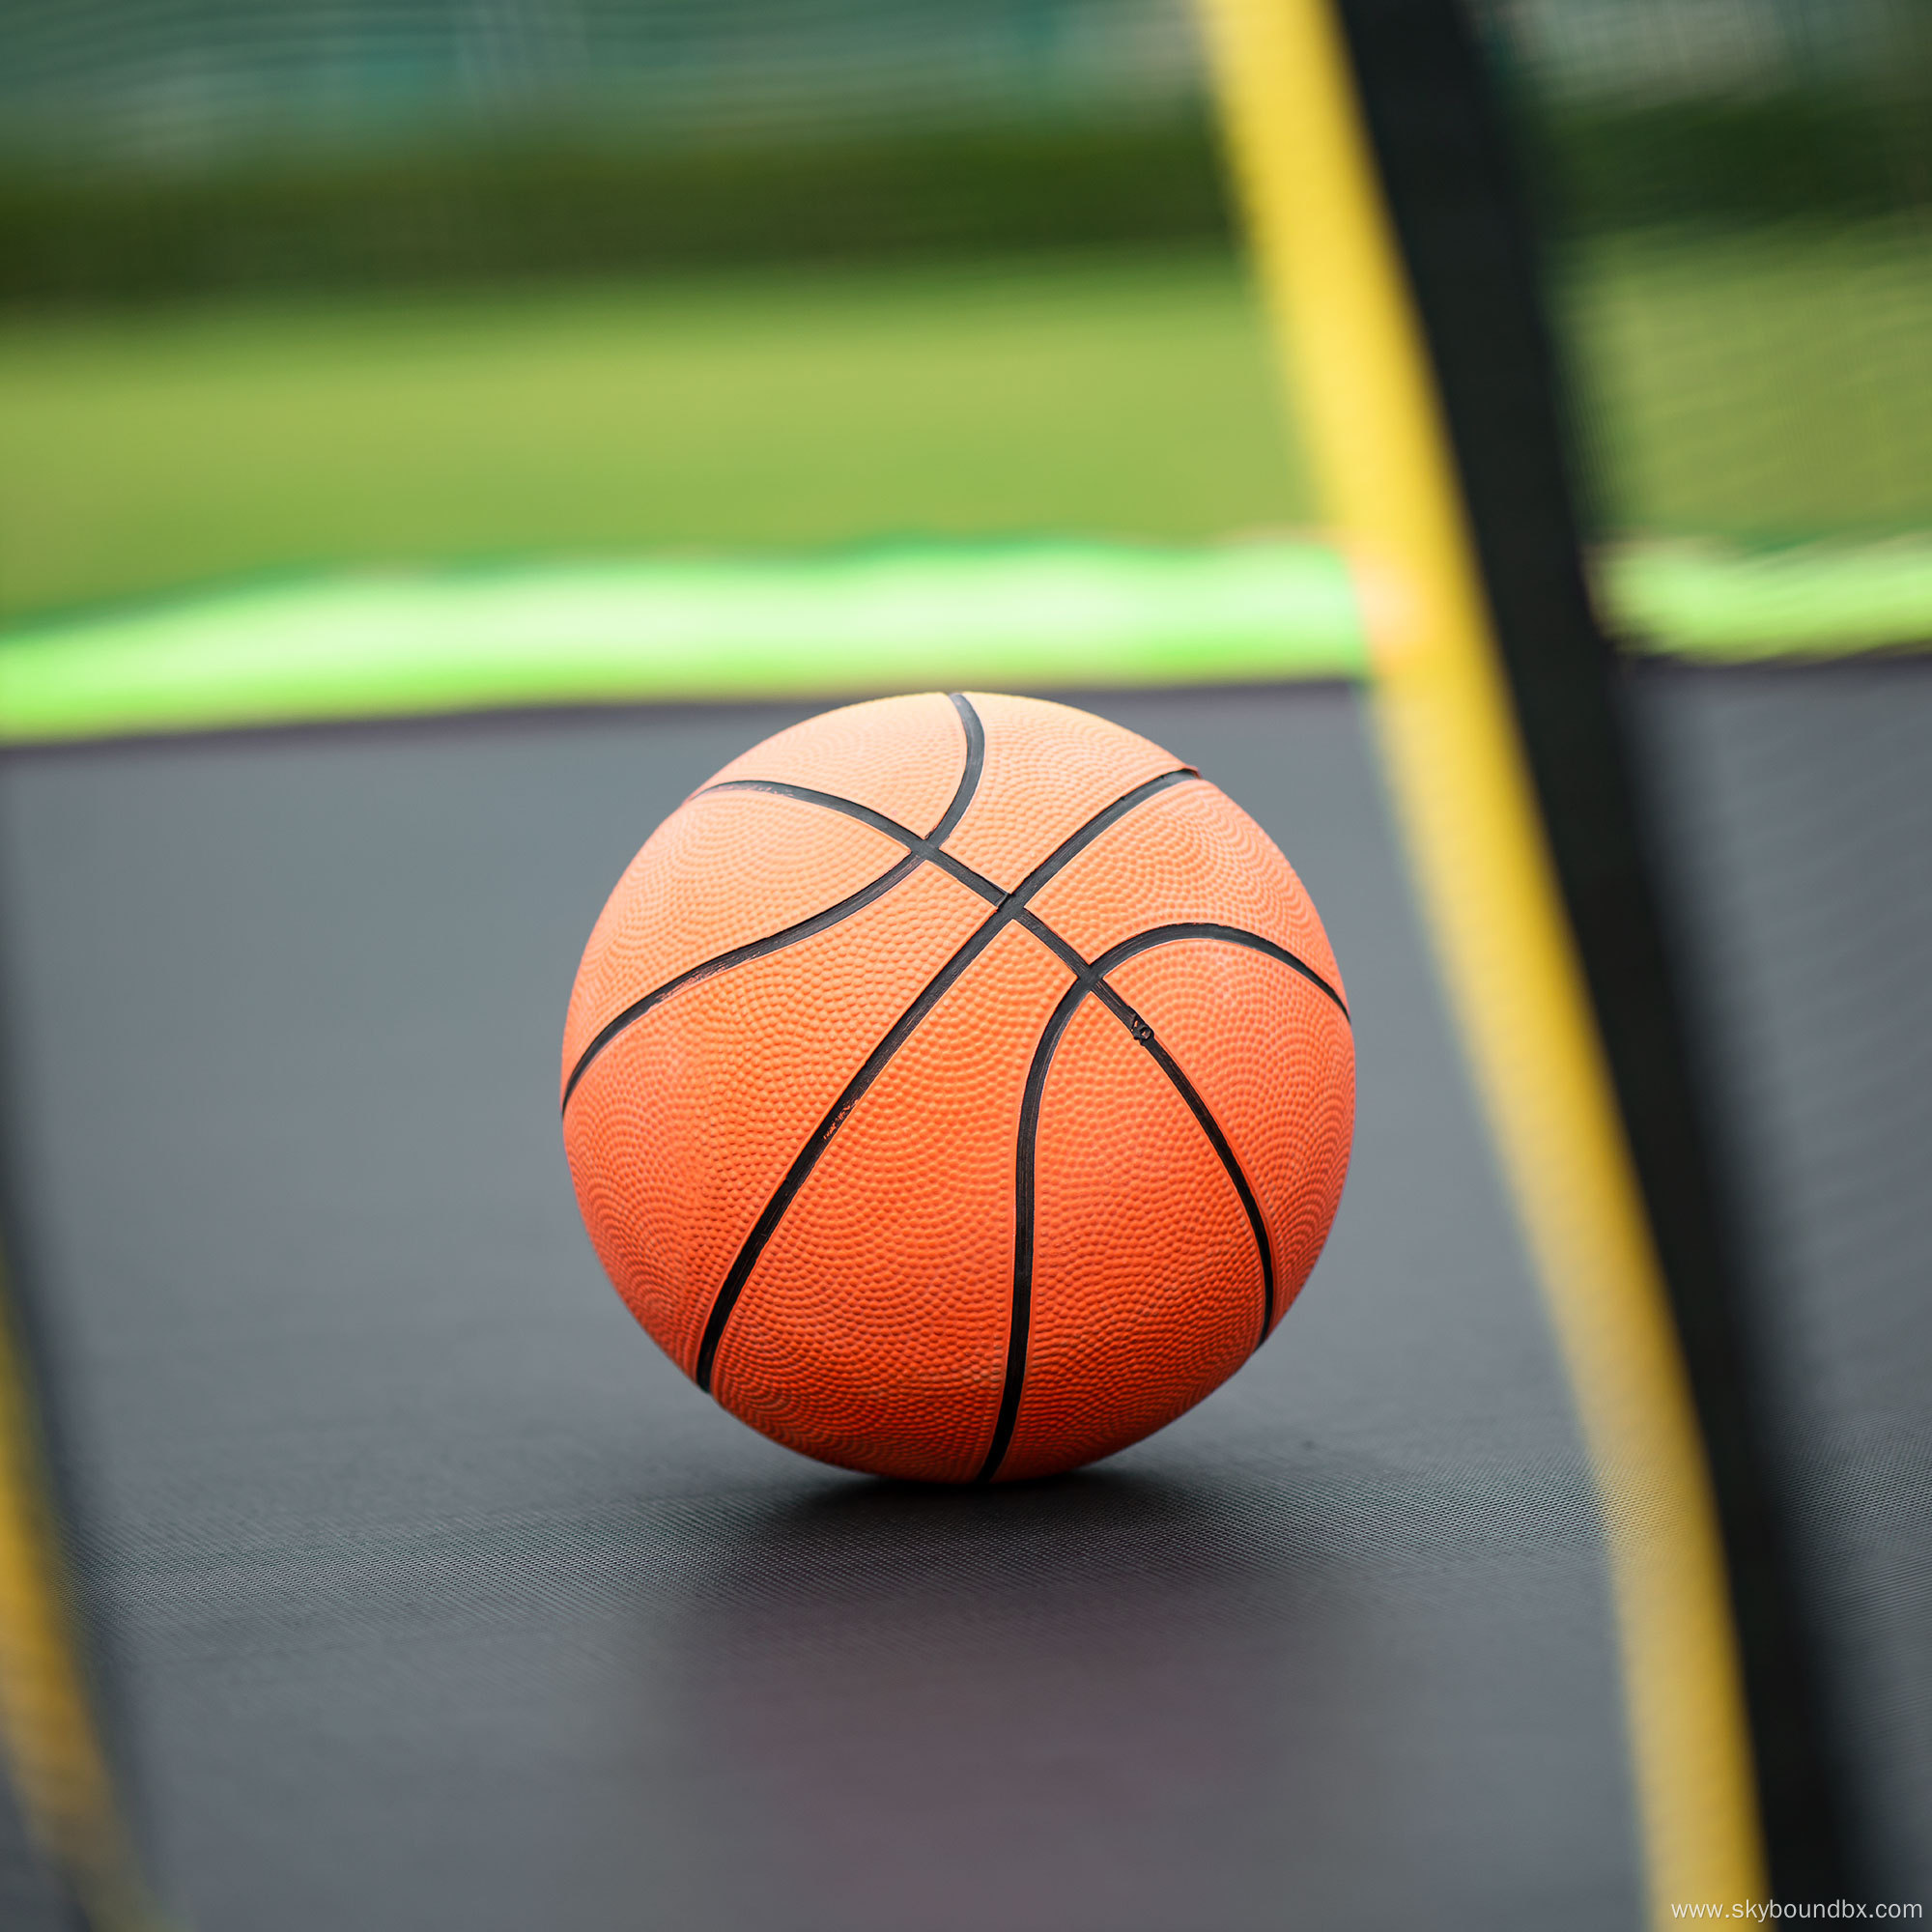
left=0, top=674, right=1920, bottom=1927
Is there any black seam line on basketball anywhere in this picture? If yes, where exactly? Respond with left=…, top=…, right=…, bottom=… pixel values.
left=561, top=697, right=990, bottom=1114
left=559, top=852, right=923, bottom=1112
left=935, top=694, right=986, bottom=842
left=1092, top=979, right=1276, bottom=1350
left=974, top=922, right=1286, bottom=1482
left=1009, top=908, right=1279, bottom=1351
left=699, top=735, right=1204, bottom=913
left=1015, top=911, right=1350, bottom=1027
left=973, top=974, right=1090, bottom=1484
left=1089, top=922, right=1350, bottom=1022
left=699, top=779, right=1006, bottom=908
left=690, top=765, right=1203, bottom=1395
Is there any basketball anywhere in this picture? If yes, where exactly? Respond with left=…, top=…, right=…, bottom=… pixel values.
left=560, top=691, right=1353, bottom=1482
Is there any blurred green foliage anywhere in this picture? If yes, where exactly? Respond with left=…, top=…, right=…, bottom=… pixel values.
left=0, top=122, right=1230, bottom=306
left=1, top=87, right=1927, bottom=306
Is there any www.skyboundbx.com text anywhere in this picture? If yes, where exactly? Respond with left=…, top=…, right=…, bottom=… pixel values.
left=1671, top=1906, right=1923, bottom=1922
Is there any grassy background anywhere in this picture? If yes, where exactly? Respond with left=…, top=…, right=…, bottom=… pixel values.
left=1562, top=224, right=1932, bottom=547
left=0, top=252, right=1305, bottom=625
left=4, top=230, right=1930, bottom=626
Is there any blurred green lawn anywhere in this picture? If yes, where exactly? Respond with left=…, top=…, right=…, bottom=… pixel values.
left=0, top=253, right=1308, bottom=626
left=3, top=231, right=1928, bottom=625
left=1561, top=223, right=1932, bottom=546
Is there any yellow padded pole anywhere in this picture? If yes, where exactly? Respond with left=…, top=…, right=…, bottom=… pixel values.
left=1194, top=0, right=1768, bottom=1918
left=0, top=1275, right=154, bottom=1928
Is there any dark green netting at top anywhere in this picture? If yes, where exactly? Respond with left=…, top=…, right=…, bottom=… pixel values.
left=1477, top=0, right=1932, bottom=553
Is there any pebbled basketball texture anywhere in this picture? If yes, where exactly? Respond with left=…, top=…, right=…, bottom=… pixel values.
left=560, top=692, right=1354, bottom=1482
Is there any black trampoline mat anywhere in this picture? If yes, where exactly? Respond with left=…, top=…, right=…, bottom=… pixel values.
left=0, top=673, right=1921, bottom=1927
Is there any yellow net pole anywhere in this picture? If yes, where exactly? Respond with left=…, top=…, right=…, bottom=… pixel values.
left=0, top=1269, right=155, bottom=1928
left=1194, top=0, right=1767, bottom=1918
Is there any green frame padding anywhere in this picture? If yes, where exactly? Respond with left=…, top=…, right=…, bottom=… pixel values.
left=0, top=537, right=1924, bottom=745
left=1609, top=539, right=1932, bottom=664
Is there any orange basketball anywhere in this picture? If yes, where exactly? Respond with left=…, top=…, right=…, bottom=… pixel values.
left=560, top=692, right=1353, bottom=1482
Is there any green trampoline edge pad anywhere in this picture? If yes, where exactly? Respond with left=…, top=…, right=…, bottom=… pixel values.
left=0, top=543, right=1366, bottom=746
left=1608, top=539, right=1932, bottom=665
left=0, top=537, right=1925, bottom=745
